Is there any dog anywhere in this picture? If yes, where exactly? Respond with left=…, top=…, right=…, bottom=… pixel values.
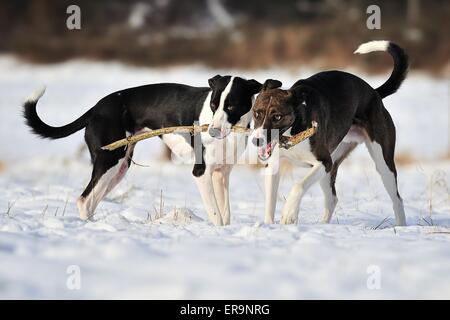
left=250, top=41, right=409, bottom=226
left=23, top=75, right=263, bottom=225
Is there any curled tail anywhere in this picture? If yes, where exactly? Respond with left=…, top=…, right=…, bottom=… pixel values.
left=23, top=87, right=93, bottom=139
left=354, top=40, right=409, bottom=99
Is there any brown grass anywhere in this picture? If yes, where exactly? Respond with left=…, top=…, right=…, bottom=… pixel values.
left=8, top=17, right=450, bottom=76
left=443, top=151, right=450, bottom=161
left=395, top=153, right=419, bottom=166
left=395, top=150, right=450, bottom=166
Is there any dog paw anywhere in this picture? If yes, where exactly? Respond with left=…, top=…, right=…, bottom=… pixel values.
left=280, top=202, right=299, bottom=224
left=280, top=209, right=298, bottom=224
left=210, top=211, right=224, bottom=226
left=320, top=214, right=332, bottom=224
left=280, top=215, right=298, bottom=225
left=77, top=197, right=92, bottom=221
left=222, top=216, right=230, bottom=226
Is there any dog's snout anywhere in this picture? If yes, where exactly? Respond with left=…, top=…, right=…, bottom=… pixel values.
left=252, top=137, right=265, bottom=147
left=209, top=127, right=221, bottom=138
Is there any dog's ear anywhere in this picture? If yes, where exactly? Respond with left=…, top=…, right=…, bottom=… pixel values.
left=246, top=79, right=262, bottom=94
left=290, top=88, right=306, bottom=105
left=288, top=88, right=299, bottom=101
left=262, top=79, right=282, bottom=91
left=291, top=85, right=317, bottom=107
left=208, top=75, right=222, bottom=88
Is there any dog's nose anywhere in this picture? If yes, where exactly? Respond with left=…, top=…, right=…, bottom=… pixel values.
left=252, top=137, right=265, bottom=147
left=209, top=127, right=221, bottom=138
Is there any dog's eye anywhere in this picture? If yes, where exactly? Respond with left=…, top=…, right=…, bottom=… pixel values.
left=210, top=103, right=217, bottom=110
left=226, top=105, right=235, bottom=111
left=273, top=114, right=283, bottom=122
left=254, top=111, right=261, bottom=119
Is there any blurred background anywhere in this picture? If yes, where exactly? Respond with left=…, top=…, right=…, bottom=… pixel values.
left=1, top=0, right=449, bottom=74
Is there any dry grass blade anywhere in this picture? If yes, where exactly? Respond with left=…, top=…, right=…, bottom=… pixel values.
left=101, top=122, right=318, bottom=151
left=5, top=199, right=17, bottom=217
left=428, top=231, right=450, bottom=235
left=372, top=216, right=390, bottom=230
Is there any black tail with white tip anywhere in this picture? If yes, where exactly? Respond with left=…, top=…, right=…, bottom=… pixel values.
left=23, top=87, right=93, bottom=139
left=354, top=40, right=409, bottom=99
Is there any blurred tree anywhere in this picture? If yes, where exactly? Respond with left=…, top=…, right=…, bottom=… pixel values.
left=0, top=0, right=448, bottom=74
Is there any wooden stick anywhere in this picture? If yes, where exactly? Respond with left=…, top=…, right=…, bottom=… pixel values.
left=101, top=122, right=318, bottom=151
left=279, top=121, right=318, bottom=150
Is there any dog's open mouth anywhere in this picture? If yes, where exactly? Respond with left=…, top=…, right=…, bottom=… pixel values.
left=257, top=140, right=278, bottom=161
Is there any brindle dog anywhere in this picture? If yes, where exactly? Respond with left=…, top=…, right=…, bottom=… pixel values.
left=250, top=40, right=409, bottom=226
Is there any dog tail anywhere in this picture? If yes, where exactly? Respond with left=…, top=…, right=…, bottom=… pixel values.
left=354, top=40, right=409, bottom=99
left=23, top=86, right=93, bottom=139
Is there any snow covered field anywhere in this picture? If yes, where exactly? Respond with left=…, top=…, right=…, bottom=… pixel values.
left=0, top=56, right=449, bottom=299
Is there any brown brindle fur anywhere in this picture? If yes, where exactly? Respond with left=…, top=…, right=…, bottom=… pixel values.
left=252, top=88, right=295, bottom=133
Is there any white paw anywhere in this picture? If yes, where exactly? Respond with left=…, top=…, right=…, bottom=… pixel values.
left=281, top=215, right=298, bottom=225
left=77, top=197, right=91, bottom=220
left=222, top=215, right=230, bottom=226
left=320, top=213, right=332, bottom=224
left=210, top=212, right=224, bottom=226
left=280, top=204, right=299, bottom=225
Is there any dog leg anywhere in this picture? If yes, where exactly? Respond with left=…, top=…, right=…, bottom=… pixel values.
left=212, top=170, right=225, bottom=213
left=320, top=141, right=358, bottom=223
left=319, top=173, right=337, bottom=223
left=264, top=160, right=280, bottom=224
left=212, top=165, right=232, bottom=225
left=221, top=168, right=231, bottom=225
left=365, top=140, right=406, bottom=226
left=194, top=167, right=223, bottom=226
left=77, top=145, right=134, bottom=220
left=281, top=162, right=326, bottom=224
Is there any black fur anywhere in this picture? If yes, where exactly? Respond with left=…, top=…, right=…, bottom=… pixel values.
left=208, top=75, right=262, bottom=125
left=290, top=71, right=381, bottom=171
left=262, top=79, right=282, bottom=91
left=376, top=42, right=409, bottom=99
left=24, top=99, right=94, bottom=139
left=24, top=84, right=211, bottom=141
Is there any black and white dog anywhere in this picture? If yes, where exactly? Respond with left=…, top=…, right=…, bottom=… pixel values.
left=24, top=76, right=262, bottom=225
left=250, top=41, right=408, bottom=226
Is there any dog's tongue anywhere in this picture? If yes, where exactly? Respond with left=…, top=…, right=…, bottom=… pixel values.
left=258, top=142, right=272, bottom=159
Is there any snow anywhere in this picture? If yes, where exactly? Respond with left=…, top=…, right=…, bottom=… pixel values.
left=0, top=56, right=449, bottom=299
